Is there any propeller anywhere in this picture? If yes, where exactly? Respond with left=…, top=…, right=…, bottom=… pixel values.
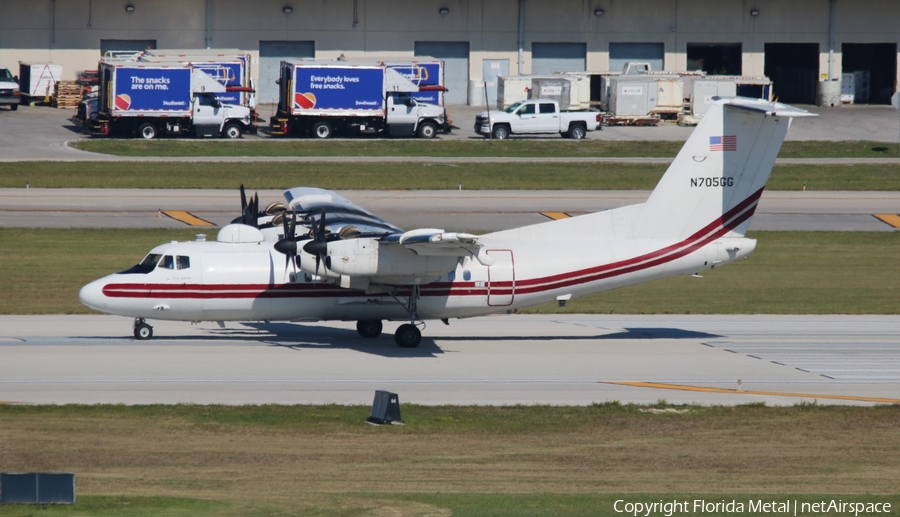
left=303, top=208, right=329, bottom=276
left=233, top=183, right=262, bottom=227
left=273, top=209, right=299, bottom=274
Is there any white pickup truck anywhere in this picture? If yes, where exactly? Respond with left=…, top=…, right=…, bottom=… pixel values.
left=475, top=99, right=600, bottom=139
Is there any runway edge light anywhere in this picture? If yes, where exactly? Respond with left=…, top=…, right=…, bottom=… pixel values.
left=367, top=390, right=402, bottom=425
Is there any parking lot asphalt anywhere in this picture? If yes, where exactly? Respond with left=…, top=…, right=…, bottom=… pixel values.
left=0, top=102, right=897, bottom=162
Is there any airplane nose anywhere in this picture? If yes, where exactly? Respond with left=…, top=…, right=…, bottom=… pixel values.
left=79, top=279, right=108, bottom=312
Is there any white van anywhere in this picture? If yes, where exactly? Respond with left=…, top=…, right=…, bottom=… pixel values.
left=0, top=67, right=20, bottom=110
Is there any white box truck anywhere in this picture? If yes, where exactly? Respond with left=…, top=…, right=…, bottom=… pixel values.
left=269, top=60, right=449, bottom=138
left=90, top=60, right=254, bottom=139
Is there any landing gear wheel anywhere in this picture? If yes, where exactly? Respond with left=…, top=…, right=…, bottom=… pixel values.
left=356, top=319, right=383, bottom=338
left=416, top=121, right=437, bottom=139
left=138, top=122, right=158, bottom=140
left=223, top=123, right=243, bottom=139
left=134, top=322, right=153, bottom=340
left=311, top=120, right=333, bottom=139
left=394, top=324, right=421, bottom=348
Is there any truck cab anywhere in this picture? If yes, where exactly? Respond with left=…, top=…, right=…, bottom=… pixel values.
left=385, top=92, right=446, bottom=138
left=191, top=93, right=252, bottom=138
left=0, top=67, right=20, bottom=111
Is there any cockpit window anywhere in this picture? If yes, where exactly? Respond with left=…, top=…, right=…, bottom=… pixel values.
left=159, top=255, right=175, bottom=269
left=117, top=253, right=161, bottom=275
left=176, top=256, right=190, bottom=270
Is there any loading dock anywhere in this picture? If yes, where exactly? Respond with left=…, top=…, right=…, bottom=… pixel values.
left=258, top=41, right=314, bottom=104
left=531, top=42, right=586, bottom=75
left=415, top=41, right=469, bottom=105
left=100, top=39, right=156, bottom=55
left=609, top=43, right=664, bottom=74
left=765, top=43, right=819, bottom=104
left=842, top=43, right=897, bottom=104
left=687, top=43, right=742, bottom=75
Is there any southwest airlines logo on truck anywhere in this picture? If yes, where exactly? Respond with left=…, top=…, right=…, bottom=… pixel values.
left=114, top=67, right=191, bottom=111
left=387, top=62, right=443, bottom=106
left=193, top=62, right=244, bottom=105
left=293, top=67, right=384, bottom=111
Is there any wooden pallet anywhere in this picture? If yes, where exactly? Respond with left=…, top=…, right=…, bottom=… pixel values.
left=53, top=81, right=85, bottom=109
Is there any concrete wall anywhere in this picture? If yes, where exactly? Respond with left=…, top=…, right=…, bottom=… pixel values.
left=1, top=0, right=898, bottom=98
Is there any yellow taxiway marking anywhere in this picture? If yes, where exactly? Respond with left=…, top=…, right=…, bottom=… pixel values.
left=541, top=211, right=571, bottom=220
left=161, top=210, right=216, bottom=227
left=874, top=214, right=900, bottom=228
left=606, top=381, right=900, bottom=404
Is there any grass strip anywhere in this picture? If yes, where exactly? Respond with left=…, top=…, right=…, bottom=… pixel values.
left=5, top=161, right=900, bottom=190
left=2, top=229, right=899, bottom=315
left=0, top=493, right=897, bottom=517
left=0, top=404, right=898, bottom=516
left=70, top=139, right=900, bottom=159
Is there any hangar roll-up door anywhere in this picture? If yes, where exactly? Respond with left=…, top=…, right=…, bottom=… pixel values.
left=609, top=43, right=664, bottom=74
left=415, top=41, right=469, bottom=105
left=687, top=43, right=742, bottom=75
left=531, top=43, right=586, bottom=75
left=842, top=43, right=897, bottom=104
left=100, top=39, right=156, bottom=56
left=765, top=43, right=818, bottom=104
left=259, top=41, right=315, bottom=104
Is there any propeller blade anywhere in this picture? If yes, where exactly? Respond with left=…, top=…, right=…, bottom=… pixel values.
left=240, top=183, right=247, bottom=212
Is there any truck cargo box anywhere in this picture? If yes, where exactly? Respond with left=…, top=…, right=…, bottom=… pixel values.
left=100, top=62, right=193, bottom=117
left=386, top=61, right=445, bottom=106
left=142, top=50, right=253, bottom=107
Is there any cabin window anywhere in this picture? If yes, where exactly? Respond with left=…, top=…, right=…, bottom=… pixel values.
left=463, top=270, right=471, bottom=281
left=447, top=271, right=456, bottom=282
left=159, top=255, right=175, bottom=269
left=176, top=256, right=191, bottom=270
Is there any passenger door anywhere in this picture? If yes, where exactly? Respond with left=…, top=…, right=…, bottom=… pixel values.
left=534, top=102, right=560, bottom=132
left=386, top=93, right=418, bottom=125
left=193, top=93, right=223, bottom=127
left=510, top=102, right=537, bottom=132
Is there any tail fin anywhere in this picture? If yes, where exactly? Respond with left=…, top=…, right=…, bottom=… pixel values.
left=632, top=98, right=812, bottom=240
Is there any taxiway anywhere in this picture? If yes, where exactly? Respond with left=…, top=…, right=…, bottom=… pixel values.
left=2, top=188, right=899, bottom=231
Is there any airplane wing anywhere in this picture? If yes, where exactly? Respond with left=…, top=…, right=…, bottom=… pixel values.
left=283, top=187, right=492, bottom=265
left=284, top=187, right=403, bottom=237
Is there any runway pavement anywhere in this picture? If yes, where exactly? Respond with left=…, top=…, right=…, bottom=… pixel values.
left=2, top=188, right=899, bottom=232
left=1, top=314, right=897, bottom=406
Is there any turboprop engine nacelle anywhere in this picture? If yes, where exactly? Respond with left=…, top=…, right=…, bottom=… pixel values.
left=323, top=238, right=459, bottom=279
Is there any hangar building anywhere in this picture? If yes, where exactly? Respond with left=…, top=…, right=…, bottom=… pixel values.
left=1, top=0, right=897, bottom=105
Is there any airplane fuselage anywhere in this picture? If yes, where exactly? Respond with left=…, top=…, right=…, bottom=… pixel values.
left=80, top=232, right=755, bottom=324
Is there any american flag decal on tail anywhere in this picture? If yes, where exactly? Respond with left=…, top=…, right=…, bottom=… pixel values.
left=710, top=135, right=737, bottom=152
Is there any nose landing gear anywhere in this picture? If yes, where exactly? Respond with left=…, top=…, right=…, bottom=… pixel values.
left=133, top=318, right=153, bottom=340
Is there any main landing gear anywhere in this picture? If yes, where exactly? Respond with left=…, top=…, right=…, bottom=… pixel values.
left=357, top=284, right=425, bottom=348
left=133, top=318, right=153, bottom=340
left=356, top=320, right=383, bottom=338
left=393, top=284, right=423, bottom=348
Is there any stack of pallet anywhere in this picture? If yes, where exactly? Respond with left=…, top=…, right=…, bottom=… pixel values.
left=52, top=81, right=83, bottom=109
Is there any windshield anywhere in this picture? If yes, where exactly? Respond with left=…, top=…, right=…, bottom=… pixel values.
left=504, top=102, right=523, bottom=113
left=117, top=253, right=162, bottom=275
left=0, top=69, right=13, bottom=82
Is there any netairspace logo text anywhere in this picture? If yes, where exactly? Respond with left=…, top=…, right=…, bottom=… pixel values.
left=614, top=499, right=892, bottom=517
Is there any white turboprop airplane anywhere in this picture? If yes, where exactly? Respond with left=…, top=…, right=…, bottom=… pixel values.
left=80, top=98, right=810, bottom=347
